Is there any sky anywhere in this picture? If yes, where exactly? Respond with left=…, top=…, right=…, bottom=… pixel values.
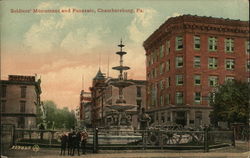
left=1, top=0, right=249, bottom=110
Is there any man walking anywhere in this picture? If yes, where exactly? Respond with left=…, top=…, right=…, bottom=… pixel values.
left=67, top=129, right=74, bottom=156
left=60, top=132, right=68, bottom=156
left=72, top=129, right=81, bottom=156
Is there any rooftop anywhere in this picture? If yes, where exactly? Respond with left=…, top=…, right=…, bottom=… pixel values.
left=143, top=14, right=249, bottom=48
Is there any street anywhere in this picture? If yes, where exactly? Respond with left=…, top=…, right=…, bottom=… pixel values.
left=3, top=141, right=250, bottom=158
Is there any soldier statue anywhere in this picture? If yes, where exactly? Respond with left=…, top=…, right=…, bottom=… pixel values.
left=139, top=108, right=151, bottom=147
left=139, top=108, right=151, bottom=130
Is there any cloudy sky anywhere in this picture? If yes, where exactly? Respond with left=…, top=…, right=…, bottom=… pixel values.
left=1, top=0, right=249, bottom=109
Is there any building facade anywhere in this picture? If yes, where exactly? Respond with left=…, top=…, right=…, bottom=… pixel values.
left=90, top=69, right=107, bottom=127
left=143, top=15, right=249, bottom=128
left=0, top=75, right=42, bottom=128
left=79, top=90, right=92, bottom=128
left=90, top=69, right=146, bottom=129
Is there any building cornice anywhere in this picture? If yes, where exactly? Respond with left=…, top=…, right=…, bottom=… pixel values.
left=146, top=105, right=213, bottom=113
left=0, top=113, right=37, bottom=117
left=143, top=15, right=249, bottom=51
left=0, top=80, right=42, bottom=95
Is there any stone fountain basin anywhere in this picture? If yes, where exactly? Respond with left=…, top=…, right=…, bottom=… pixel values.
left=106, top=104, right=136, bottom=111
left=110, top=80, right=134, bottom=88
left=87, top=135, right=142, bottom=145
left=112, top=66, right=130, bottom=71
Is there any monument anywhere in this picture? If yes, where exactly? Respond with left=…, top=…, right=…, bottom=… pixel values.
left=106, top=40, right=136, bottom=132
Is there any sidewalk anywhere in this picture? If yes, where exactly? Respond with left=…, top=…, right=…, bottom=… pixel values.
left=3, top=150, right=250, bottom=158
left=3, top=141, right=250, bottom=158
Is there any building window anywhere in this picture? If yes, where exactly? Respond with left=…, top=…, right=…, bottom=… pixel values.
left=160, top=95, right=163, bottom=106
left=176, top=36, right=183, bottom=50
left=247, top=60, right=250, bottom=72
left=209, top=92, right=216, bottom=105
left=194, top=56, right=201, bottom=68
left=208, top=57, right=218, bottom=69
left=225, top=38, right=234, bottom=52
left=166, top=40, right=170, bottom=54
left=18, top=117, right=25, bottom=128
left=161, top=112, right=165, bottom=123
left=225, top=76, right=235, bottom=82
left=136, top=86, right=141, bottom=97
left=151, top=84, right=157, bottom=106
left=225, top=59, right=235, bottom=70
left=194, top=75, right=201, bottom=85
left=160, top=80, right=164, bottom=90
left=136, top=99, right=142, bottom=108
left=176, top=92, right=183, bottom=105
left=194, top=36, right=200, bottom=50
left=176, top=56, right=183, bottom=68
left=152, top=52, right=156, bottom=64
left=160, top=45, right=164, bottom=58
left=160, top=63, right=164, bottom=75
left=194, top=92, right=201, bottom=104
left=209, top=76, right=218, bottom=87
left=208, top=37, right=217, bottom=51
left=176, top=75, right=183, bottom=85
left=166, top=77, right=170, bottom=88
left=195, top=111, right=202, bottom=125
left=246, top=41, right=250, bottom=54
left=20, top=86, right=27, bottom=98
left=150, top=55, right=154, bottom=65
left=166, top=60, right=170, bottom=72
left=1, top=100, right=6, bottom=112
left=1, top=85, right=7, bottom=98
left=165, top=94, right=170, bottom=105
left=20, top=101, right=26, bottom=113
left=153, top=68, right=157, bottom=78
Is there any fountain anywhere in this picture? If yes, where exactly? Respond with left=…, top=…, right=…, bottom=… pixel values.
left=97, top=40, right=136, bottom=135
left=105, top=40, right=136, bottom=131
left=91, top=40, right=141, bottom=145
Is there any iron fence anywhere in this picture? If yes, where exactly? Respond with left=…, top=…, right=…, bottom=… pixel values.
left=10, top=127, right=235, bottom=153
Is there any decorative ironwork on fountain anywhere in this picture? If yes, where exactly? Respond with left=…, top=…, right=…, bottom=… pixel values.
left=107, top=40, right=135, bottom=127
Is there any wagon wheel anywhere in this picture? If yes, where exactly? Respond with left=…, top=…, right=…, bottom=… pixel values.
left=147, top=132, right=159, bottom=145
left=163, top=133, right=182, bottom=145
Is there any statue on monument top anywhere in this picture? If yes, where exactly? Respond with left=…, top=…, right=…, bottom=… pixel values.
left=139, top=108, right=151, bottom=130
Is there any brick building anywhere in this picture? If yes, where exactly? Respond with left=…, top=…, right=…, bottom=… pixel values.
left=143, top=15, right=249, bottom=128
left=90, top=69, right=107, bottom=127
left=79, top=90, right=92, bottom=127
left=90, top=69, right=146, bottom=129
left=0, top=75, right=42, bottom=128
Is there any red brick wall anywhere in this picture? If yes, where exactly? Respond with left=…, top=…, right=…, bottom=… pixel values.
left=144, top=15, right=249, bottom=111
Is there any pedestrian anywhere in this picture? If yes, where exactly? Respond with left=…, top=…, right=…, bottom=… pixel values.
left=81, top=129, right=88, bottom=154
left=67, top=129, right=74, bottom=156
left=39, top=123, right=45, bottom=140
left=72, top=129, right=81, bottom=156
left=60, top=132, right=68, bottom=156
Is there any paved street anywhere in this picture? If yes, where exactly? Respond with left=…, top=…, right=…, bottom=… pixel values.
left=3, top=150, right=250, bottom=158
left=3, top=141, right=250, bottom=158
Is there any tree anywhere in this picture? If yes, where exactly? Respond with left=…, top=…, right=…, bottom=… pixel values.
left=210, top=81, right=250, bottom=126
left=40, top=100, right=76, bottom=129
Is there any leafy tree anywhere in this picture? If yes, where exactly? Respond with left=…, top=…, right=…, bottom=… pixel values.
left=210, top=81, right=250, bottom=126
left=40, top=100, right=76, bottom=129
